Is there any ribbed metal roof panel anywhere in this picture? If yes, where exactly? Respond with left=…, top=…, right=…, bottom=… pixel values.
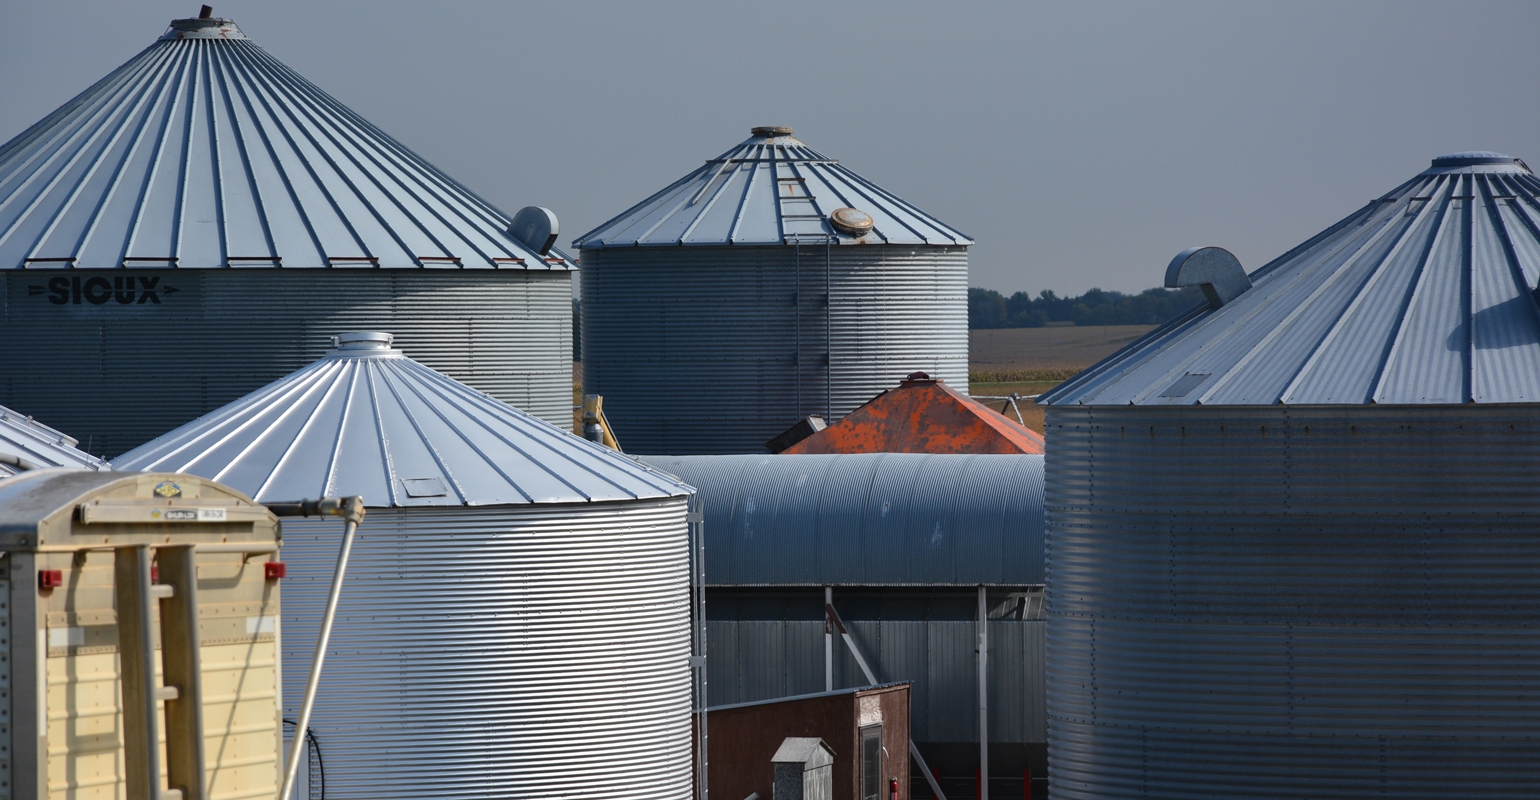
left=0, top=16, right=562, bottom=271
left=0, top=405, right=109, bottom=477
left=1042, top=154, right=1540, bottom=406
left=112, top=334, right=689, bottom=506
left=573, top=129, right=973, bottom=248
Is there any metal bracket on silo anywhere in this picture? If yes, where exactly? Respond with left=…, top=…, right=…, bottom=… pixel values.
left=1165, top=246, right=1251, bottom=309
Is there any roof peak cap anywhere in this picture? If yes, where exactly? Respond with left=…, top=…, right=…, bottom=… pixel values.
left=160, top=7, right=246, bottom=40
left=325, top=331, right=402, bottom=359
left=1424, top=151, right=1529, bottom=174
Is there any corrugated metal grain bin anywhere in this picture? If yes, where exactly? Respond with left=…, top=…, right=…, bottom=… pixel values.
left=1038, top=152, right=1540, bottom=798
left=641, top=453, right=1046, bottom=789
left=0, top=469, right=282, bottom=800
left=576, top=127, right=972, bottom=454
left=0, top=404, right=110, bottom=477
left=114, top=332, right=697, bottom=800
left=0, top=13, right=572, bottom=456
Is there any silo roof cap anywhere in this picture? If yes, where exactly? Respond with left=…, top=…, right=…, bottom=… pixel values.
left=1042, top=151, right=1540, bottom=407
left=0, top=12, right=565, bottom=271
left=111, top=332, right=692, bottom=507
left=1429, top=151, right=1529, bottom=169
left=573, top=128, right=973, bottom=248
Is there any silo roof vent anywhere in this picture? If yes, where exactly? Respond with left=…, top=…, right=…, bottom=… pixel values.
left=1041, top=151, right=1540, bottom=407
left=752, top=126, right=795, bottom=138
left=160, top=7, right=246, bottom=39
left=1429, top=151, right=1529, bottom=170
left=328, top=331, right=400, bottom=357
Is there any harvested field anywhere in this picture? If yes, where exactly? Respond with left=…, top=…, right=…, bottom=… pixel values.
left=969, top=325, right=1155, bottom=381
left=968, top=326, right=1156, bottom=433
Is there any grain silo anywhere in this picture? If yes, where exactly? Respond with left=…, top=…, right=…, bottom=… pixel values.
left=113, top=331, right=697, bottom=800
left=576, top=127, right=972, bottom=454
left=641, top=452, right=1046, bottom=798
left=0, top=11, right=573, bottom=456
left=0, top=403, right=109, bottom=477
left=1039, top=152, right=1540, bottom=798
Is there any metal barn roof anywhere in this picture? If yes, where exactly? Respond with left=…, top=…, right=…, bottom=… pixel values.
left=573, top=126, right=973, bottom=248
left=783, top=373, right=1045, bottom=455
left=638, top=453, right=1043, bottom=585
left=0, top=406, right=110, bottom=478
left=0, top=13, right=563, bottom=271
left=1042, top=152, right=1540, bottom=406
left=111, top=332, right=690, bottom=506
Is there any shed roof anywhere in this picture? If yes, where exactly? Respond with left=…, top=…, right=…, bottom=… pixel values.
left=573, top=126, right=972, bottom=248
left=783, top=374, right=1044, bottom=454
left=771, top=738, right=835, bottom=768
left=0, top=13, right=563, bottom=271
left=1042, top=152, right=1540, bottom=406
left=111, top=332, right=691, bottom=507
left=0, top=405, right=109, bottom=478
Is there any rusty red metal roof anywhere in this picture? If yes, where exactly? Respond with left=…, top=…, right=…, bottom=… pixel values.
left=783, top=373, right=1044, bottom=455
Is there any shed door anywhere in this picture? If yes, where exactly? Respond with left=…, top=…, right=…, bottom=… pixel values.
left=860, top=724, right=883, bottom=800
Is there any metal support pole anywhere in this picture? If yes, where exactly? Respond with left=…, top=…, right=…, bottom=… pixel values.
left=116, top=545, right=163, bottom=800
left=278, top=497, right=365, bottom=800
left=158, top=545, right=208, bottom=800
left=978, top=586, right=989, bottom=800
left=827, top=600, right=947, bottom=800
left=824, top=585, right=833, bottom=692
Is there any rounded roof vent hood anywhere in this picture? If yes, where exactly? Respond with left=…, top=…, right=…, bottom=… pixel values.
left=751, top=125, right=796, bottom=137
left=829, top=207, right=875, bottom=236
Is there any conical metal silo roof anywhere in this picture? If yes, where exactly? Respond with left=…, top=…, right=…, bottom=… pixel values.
left=0, top=12, right=562, bottom=270
left=1042, top=151, right=1540, bottom=406
left=110, top=332, right=690, bottom=505
left=573, top=126, right=973, bottom=247
left=0, top=405, right=110, bottom=477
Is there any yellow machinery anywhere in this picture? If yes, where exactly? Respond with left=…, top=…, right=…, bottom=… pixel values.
left=0, top=469, right=283, bottom=800
left=580, top=394, right=621, bottom=451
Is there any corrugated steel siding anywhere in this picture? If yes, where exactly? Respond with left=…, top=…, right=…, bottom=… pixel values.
left=280, top=500, right=693, bottom=800
left=584, top=245, right=966, bottom=454
left=639, top=454, right=1044, bottom=586
left=2, top=269, right=571, bottom=455
left=1045, top=404, right=1540, bottom=799
left=705, top=618, right=1044, bottom=744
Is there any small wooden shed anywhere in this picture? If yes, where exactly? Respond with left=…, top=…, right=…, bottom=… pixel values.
left=707, top=683, right=910, bottom=800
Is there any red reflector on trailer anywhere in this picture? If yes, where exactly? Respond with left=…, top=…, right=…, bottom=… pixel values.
left=264, top=562, right=286, bottom=580
left=38, top=569, right=63, bottom=590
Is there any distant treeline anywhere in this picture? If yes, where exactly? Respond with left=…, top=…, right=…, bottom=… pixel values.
left=969, top=285, right=1207, bottom=329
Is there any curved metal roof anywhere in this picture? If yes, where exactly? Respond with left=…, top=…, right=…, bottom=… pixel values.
left=0, top=405, right=110, bottom=478
left=1043, top=152, right=1540, bottom=406
left=111, top=332, right=691, bottom=506
left=573, top=127, right=973, bottom=248
left=639, top=453, right=1043, bottom=585
left=0, top=14, right=565, bottom=271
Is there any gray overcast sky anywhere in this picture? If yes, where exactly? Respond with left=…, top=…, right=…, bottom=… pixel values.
left=5, top=1, right=1538, bottom=297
